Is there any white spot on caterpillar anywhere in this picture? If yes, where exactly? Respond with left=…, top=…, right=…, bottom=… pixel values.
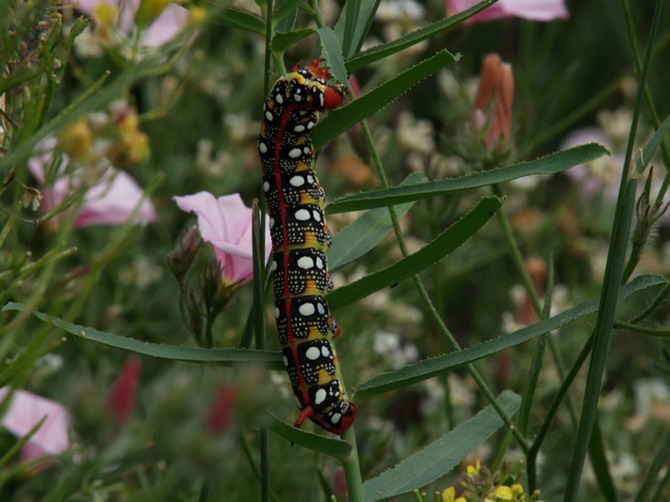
left=265, top=111, right=273, bottom=121
left=262, top=181, right=270, bottom=192
left=303, top=146, right=310, bottom=154
left=299, top=110, right=308, bottom=116
left=297, top=256, right=314, bottom=269
left=295, top=209, right=310, bottom=221
left=299, top=303, right=315, bottom=316
left=314, top=389, right=327, bottom=405
left=290, top=175, right=305, bottom=187
left=269, top=217, right=275, bottom=229
left=331, top=413, right=342, bottom=424
left=321, top=345, right=330, bottom=358
left=312, top=210, right=321, bottom=222
left=306, top=175, right=315, bottom=184
left=294, top=125, right=305, bottom=133
left=289, top=148, right=301, bottom=158
left=276, top=93, right=284, bottom=104
left=258, top=141, right=268, bottom=153
left=319, top=93, right=324, bottom=107
left=307, top=121, right=315, bottom=129
left=317, top=302, right=325, bottom=315
left=306, top=346, right=320, bottom=360
left=271, top=260, right=278, bottom=272
left=294, top=93, right=302, bottom=102
left=283, top=355, right=288, bottom=366
left=274, top=307, right=280, bottom=319
left=315, top=257, right=324, bottom=269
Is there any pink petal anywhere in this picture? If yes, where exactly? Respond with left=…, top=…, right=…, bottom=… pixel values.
left=448, top=0, right=569, bottom=22
left=0, top=388, right=71, bottom=458
left=142, top=3, right=190, bottom=46
left=75, top=170, right=158, bottom=227
left=174, top=192, right=271, bottom=283
left=28, top=139, right=157, bottom=228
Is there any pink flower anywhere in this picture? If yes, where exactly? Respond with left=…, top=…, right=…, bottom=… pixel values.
left=173, top=192, right=272, bottom=284
left=0, top=387, right=71, bottom=464
left=28, top=139, right=157, bottom=228
left=107, top=356, right=142, bottom=427
left=447, top=0, right=569, bottom=22
left=75, top=0, right=190, bottom=47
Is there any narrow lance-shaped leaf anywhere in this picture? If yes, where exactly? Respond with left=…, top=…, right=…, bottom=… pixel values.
left=313, top=49, right=457, bottom=150
left=327, top=143, right=609, bottom=214
left=327, top=197, right=502, bottom=310
left=1, top=303, right=283, bottom=368
left=334, top=0, right=382, bottom=58
left=317, top=27, right=349, bottom=86
left=328, top=172, right=428, bottom=271
left=273, top=0, right=305, bottom=23
left=214, top=7, right=265, bottom=35
left=355, top=274, right=668, bottom=398
left=267, top=412, right=352, bottom=459
left=363, top=390, right=521, bottom=502
left=345, top=0, right=500, bottom=72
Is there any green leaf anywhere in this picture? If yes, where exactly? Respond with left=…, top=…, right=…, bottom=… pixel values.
left=327, top=197, right=502, bottom=310
left=267, top=413, right=352, bottom=459
left=363, top=390, right=521, bottom=501
left=1, top=303, right=283, bottom=368
left=317, top=27, right=349, bottom=86
left=327, top=143, right=609, bottom=214
left=214, top=7, right=265, bottom=36
left=328, top=172, right=428, bottom=271
left=355, top=274, right=668, bottom=398
left=334, top=0, right=381, bottom=58
left=273, top=0, right=305, bottom=23
left=272, top=28, right=315, bottom=55
left=635, top=113, right=670, bottom=173
left=345, top=0, right=500, bottom=72
left=313, top=50, right=457, bottom=150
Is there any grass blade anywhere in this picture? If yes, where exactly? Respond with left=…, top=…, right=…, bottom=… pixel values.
left=327, top=196, right=502, bottom=310
left=326, top=144, right=609, bottom=214
left=362, top=390, right=521, bottom=501
left=355, top=274, right=668, bottom=398
left=1, top=302, right=283, bottom=367
left=215, top=7, right=265, bottom=35
left=334, top=0, right=381, bottom=58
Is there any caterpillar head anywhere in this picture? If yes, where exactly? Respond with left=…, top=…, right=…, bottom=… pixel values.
left=292, top=59, right=347, bottom=110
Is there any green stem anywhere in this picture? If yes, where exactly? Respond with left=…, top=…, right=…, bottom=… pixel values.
left=341, top=427, right=365, bottom=502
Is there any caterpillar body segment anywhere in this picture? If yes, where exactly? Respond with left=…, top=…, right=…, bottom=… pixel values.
left=258, top=60, right=356, bottom=435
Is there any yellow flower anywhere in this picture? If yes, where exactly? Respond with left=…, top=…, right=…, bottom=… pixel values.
left=442, top=487, right=456, bottom=502
left=189, top=5, right=207, bottom=24
left=94, top=1, right=119, bottom=26
left=511, top=484, right=525, bottom=498
left=466, top=459, right=481, bottom=476
left=58, top=118, right=93, bottom=160
left=494, top=486, right=514, bottom=500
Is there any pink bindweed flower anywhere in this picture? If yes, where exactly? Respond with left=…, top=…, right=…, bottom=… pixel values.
left=173, top=192, right=272, bottom=284
left=75, top=0, right=191, bottom=47
left=0, top=387, right=71, bottom=465
left=473, top=54, right=515, bottom=152
left=447, top=0, right=569, bottom=22
left=107, top=356, right=142, bottom=428
left=28, top=138, right=157, bottom=228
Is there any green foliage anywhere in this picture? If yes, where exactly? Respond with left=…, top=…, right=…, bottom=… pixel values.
left=1, top=0, right=669, bottom=500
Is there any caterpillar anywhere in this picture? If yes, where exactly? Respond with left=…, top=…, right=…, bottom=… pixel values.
left=258, top=60, right=357, bottom=435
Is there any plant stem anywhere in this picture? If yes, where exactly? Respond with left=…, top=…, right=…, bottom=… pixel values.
left=341, top=427, right=365, bottom=502
left=355, top=101, right=529, bottom=453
